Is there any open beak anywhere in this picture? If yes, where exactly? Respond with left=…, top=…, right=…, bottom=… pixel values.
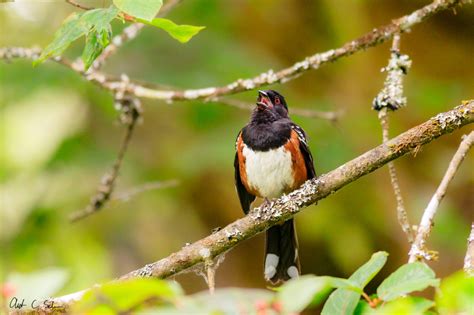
left=257, top=90, right=271, bottom=110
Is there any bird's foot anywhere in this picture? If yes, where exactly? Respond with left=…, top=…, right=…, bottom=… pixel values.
left=262, top=198, right=272, bottom=207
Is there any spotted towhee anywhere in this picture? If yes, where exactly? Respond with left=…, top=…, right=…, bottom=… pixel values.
left=234, top=90, right=316, bottom=283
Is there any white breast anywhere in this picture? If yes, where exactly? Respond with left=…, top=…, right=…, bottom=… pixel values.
left=242, top=144, right=294, bottom=198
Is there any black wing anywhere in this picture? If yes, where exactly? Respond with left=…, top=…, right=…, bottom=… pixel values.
left=234, top=133, right=256, bottom=214
left=291, top=124, right=316, bottom=179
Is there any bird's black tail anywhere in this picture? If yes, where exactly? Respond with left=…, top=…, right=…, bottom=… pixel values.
left=264, top=219, right=300, bottom=284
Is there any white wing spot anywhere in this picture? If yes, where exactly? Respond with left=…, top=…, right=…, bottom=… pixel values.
left=292, top=125, right=308, bottom=146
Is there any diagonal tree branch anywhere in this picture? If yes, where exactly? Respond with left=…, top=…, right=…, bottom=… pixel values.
left=1, top=0, right=468, bottom=103
left=38, top=100, right=473, bottom=311
left=110, top=0, right=466, bottom=101
left=409, top=131, right=474, bottom=262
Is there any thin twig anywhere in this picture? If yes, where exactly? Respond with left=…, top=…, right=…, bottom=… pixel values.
left=205, top=262, right=216, bottom=295
left=69, top=97, right=141, bottom=222
left=464, top=223, right=474, bottom=276
left=0, top=46, right=42, bottom=61
left=409, top=131, right=474, bottom=262
left=91, top=0, right=183, bottom=70
left=361, top=292, right=378, bottom=308
left=65, top=0, right=93, bottom=11
left=38, top=101, right=473, bottom=311
left=217, top=98, right=341, bottom=121
left=0, top=47, right=119, bottom=88
left=378, top=109, right=414, bottom=243
left=374, top=34, right=414, bottom=243
left=391, top=33, right=401, bottom=52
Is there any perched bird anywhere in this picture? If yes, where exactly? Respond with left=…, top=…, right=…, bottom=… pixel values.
left=234, top=90, right=316, bottom=283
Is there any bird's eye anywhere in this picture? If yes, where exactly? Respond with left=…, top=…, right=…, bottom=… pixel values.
left=274, top=97, right=280, bottom=105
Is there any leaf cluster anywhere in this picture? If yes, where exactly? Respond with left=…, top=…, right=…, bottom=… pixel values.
left=34, top=0, right=204, bottom=70
left=70, top=252, right=473, bottom=314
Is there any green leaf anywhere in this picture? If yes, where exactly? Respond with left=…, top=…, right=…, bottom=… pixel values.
left=277, top=276, right=332, bottom=313
left=322, top=251, right=388, bottom=315
left=141, top=18, right=205, bottom=43
left=377, top=262, right=439, bottom=302
left=322, top=276, right=364, bottom=293
left=348, top=251, right=389, bottom=288
left=82, top=27, right=111, bottom=70
left=73, top=278, right=183, bottom=313
left=34, top=13, right=86, bottom=65
left=80, top=6, right=120, bottom=31
left=435, top=271, right=474, bottom=315
left=322, top=289, right=361, bottom=315
left=113, top=0, right=163, bottom=21
left=34, top=6, right=119, bottom=65
left=277, top=275, right=364, bottom=313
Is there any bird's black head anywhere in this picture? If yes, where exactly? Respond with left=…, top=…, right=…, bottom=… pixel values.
left=255, top=90, right=288, bottom=118
left=244, top=90, right=292, bottom=148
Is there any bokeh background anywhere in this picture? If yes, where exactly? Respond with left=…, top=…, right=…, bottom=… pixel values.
left=1, top=0, right=473, bottom=300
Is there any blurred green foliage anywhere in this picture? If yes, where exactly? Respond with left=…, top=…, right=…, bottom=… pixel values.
left=56, top=253, right=472, bottom=314
left=0, top=0, right=473, bottom=311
